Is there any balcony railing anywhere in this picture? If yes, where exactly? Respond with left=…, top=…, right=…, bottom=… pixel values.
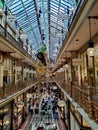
left=54, top=79, right=98, bottom=123
left=0, top=79, right=37, bottom=100
left=0, top=24, right=36, bottom=64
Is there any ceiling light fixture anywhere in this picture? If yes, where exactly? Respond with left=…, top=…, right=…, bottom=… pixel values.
left=65, top=61, right=68, bottom=68
left=87, top=16, right=94, bottom=56
left=87, top=16, right=98, bottom=56
left=65, top=51, right=69, bottom=68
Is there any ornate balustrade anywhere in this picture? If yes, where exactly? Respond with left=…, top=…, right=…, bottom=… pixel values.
left=0, top=79, right=37, bottom=100
left=54, top=79, right=98, bottom=123
left=71, top=85, right=90, bottom=114
left=36, top=78, right=98, bottom=123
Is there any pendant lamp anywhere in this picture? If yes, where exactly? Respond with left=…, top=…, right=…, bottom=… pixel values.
left=87, top=16, right=94, bottom=56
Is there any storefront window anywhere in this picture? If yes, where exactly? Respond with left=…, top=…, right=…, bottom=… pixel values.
left=14, top=95, right=24, bottom=129
left=3, top=58, right=13, bottom=84
left=0, top=103, right=12, bottom=130
left=81, top=52, right=88, bottom=87
left=0, top=119, right=3, bottom=129
left=73, top=66, right=78, bottom=82
left=3, top=113, right=11, bottom=130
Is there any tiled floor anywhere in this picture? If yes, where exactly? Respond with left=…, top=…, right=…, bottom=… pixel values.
left=20, top=109, right=67, bottom=130
left=20, top=93, right=67, bottom=130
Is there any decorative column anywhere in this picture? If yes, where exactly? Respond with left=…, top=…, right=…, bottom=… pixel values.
left=11, top=100, right=14, bottom=130
left=92, top=56, right=95, bottom=86
left=0, top=64, right=3, bottom=87
left=86, top=54, right=93, bottom=119
left=87, top=86, right=93, bottom=119
left=70, top=59, right=74, bottom=85
left=22, top=93, right=25, bottom=122
left=5, top=7, right=7, bottom=37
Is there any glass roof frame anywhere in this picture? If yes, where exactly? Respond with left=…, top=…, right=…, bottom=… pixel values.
left=4, top=0, right=77, bottom=61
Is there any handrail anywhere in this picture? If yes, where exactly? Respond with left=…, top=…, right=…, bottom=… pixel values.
left=0, top=24, right=36, bottom=64
left=43, top=79, right=98, bottom=123
left=0, top=79, right=37, bottom=100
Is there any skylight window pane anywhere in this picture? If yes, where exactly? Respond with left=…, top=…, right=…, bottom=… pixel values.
left=51, top=4, right=59, bottom=10
left=31, top=18, right=37, bottom=23
left=58, top=21, right=63, bottom=26
left=21, top=23, right=29, bottom=28
left=51, top=8, right=58, bottom=14
left=13, top=8, right=25, bottom=16
left=24, top=2, right=34, bottom=8
left=51, top=15, right=57, bottom=20
left=20, top=20, right=28, bottom=24
left=22, top=25, right=31, bottom=30
left=9, top=0, right=21, bottom=9
left=5, top=0, right=77, bottom=58
left=32, top=22, right=38, bottom=27
left=50, top=22, right=56, bottom=28
left=26, top=7, right=35, bottom=12
left=30, top=17, right=37, bottom=22
left=16, top=13, right=26, bottom=20
left=10, top=4, right=22, bottom=11
left=18, top=17, right=27, bottom=23
left=51, top=0, right=59, bottom=6
left=51, top=18, right=57, bottom=23
left=24, top=28, right=31, bottom=32
left=59, top=7, right=65, bottom=13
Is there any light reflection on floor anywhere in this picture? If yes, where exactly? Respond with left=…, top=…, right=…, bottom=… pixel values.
left=30, top=93, right=59, bottom=130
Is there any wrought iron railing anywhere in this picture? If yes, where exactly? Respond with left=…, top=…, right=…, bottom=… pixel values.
left=0, top=79, right=37, bottom=100
left=0, top=24, right=36, bottom=64
left=52, top=79, right=98, bottom=123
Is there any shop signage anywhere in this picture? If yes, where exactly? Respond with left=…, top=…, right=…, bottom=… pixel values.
left=72, top=58, right=82, bottom=65
left=15, top=66, right=22, bottom=71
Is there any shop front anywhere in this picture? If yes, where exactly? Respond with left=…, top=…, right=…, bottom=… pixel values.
left=0, top=102, right=13, bottom=130
left=13, top=94, right=25, bottom=130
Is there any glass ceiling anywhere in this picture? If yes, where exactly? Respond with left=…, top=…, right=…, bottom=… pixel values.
left=4, top=0, right=77, bottom=63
